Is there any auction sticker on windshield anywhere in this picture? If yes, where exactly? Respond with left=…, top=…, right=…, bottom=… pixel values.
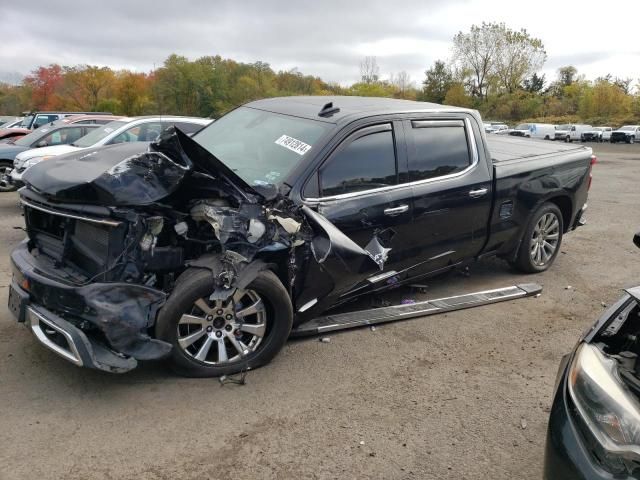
left=275, top=135, right=312, bottom=155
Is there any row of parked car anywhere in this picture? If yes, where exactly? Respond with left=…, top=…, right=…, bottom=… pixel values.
left=0, top=111, right=211, bottom=192
left=483, top=121, right=640, bottom=143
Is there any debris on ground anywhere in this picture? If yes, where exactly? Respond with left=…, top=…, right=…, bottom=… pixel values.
left=219, top=370, right=248, bottom=386
left=535, top=293, right=542, bottom=298
left=601, top=302, right=607, bottom=307
left=359, top=440, right=365, bottom=446
left=320, top=337, right=331, bottom=343
left=370, top=326, right=377, bottom=332
left=401, top=298, right=416, bottom=305
left=565, top=285, right=573, bottom=290
left=520, top=418, right=527, bottom=430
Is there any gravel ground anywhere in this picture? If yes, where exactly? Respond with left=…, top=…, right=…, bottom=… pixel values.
left=1, top=142, right=639, bottom=480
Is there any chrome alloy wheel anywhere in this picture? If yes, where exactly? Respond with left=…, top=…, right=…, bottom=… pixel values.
left=177, top=289, right=267, bottom=365
left=530, top=212, right=560, bottom=267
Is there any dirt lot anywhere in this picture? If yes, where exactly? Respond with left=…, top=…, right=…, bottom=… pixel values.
left=1, top=142, right=639, bottom=480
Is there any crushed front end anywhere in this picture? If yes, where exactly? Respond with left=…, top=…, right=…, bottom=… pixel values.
left=8, top=127, right=388, bottom=373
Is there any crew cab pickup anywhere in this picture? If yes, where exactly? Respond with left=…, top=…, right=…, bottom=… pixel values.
left=8, top=97, right=595, bottom=377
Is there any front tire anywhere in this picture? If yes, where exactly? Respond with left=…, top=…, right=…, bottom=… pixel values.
left=512, top=203, right=563, bottom=273
left=156, top=268, right=293, bottom=377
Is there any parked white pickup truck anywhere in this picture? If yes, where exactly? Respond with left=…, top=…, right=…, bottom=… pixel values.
left=581, top=127, right=612, bottom=142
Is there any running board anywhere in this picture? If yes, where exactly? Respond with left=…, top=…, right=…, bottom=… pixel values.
left=291, top=283, right=542, bottom=337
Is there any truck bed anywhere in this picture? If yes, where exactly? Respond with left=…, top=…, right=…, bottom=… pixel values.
left=487, top=135, right=590, bottom=163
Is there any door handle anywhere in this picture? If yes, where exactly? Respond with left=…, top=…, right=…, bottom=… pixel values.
left=469, top=188, right=488, bottom=198
left=384, top=205, right=409, bottom=216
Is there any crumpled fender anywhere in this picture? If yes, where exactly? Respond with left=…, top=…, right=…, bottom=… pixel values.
left=78, top=283, right=171, bottom=360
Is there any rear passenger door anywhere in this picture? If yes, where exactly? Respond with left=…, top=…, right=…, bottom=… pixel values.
left=403, top=118, right=492, bottom=275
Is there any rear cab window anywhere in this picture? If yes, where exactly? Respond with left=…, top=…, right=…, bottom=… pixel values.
left=406, top=120, right=472, bottom=182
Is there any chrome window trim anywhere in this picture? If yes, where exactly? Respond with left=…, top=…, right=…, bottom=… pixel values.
left=304, top=117, right=479, bottom=203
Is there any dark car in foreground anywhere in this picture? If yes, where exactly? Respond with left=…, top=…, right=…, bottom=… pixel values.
left=544, top=233, right=640, bottom=479
left=8, top=96, right=594, bottom=378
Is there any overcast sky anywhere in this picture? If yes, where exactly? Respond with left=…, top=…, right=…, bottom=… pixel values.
left=2, top=0, right=638, bottom=88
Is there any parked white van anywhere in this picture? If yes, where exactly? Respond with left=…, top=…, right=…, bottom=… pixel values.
left=568, top=124, right=592, bottom=142
left=509, top=123, right=555, bottom=140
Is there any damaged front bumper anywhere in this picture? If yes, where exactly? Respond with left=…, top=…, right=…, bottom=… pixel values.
left=9, top=241, right=170, bottom=373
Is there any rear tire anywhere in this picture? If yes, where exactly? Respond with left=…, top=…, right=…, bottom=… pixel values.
left=0, top=161, right=17, bottom=193
left=156, top=268, right=293, bottom=377
left=511, top=203, right=563, bottom=273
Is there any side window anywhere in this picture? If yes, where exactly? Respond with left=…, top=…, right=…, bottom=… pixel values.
left=110, top=122, right=163, bottom=144
left=407, top=120, right=471, bottom=182
left=33, top=115, right=55, bottom=129
left=94, top=118, right=112, bottom=125
left=37, top=126, right=86, bottom=147
left=319, top=126, right=397, bottom=197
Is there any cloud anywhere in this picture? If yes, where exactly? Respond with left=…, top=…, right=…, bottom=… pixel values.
left=2, top=0, right=638, bottom=86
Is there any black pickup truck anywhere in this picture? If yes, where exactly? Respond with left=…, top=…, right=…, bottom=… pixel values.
left=8, top=96, right=595, bottom=377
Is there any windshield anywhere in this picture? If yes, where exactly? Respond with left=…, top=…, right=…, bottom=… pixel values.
left=192, top=106, right=330, bottom=186
left=73, top=120, right=127, bottom=148
left=619, top=126, right=636, bottom=132
left=558, top=124, right=571, bottom=130
left=593, top=127, right=603, bottom=132
left=13, top=124, right=55, bottom=147
left=19, top=115, right=34, bottom=128
left=515, top=124, right=530, bottom=130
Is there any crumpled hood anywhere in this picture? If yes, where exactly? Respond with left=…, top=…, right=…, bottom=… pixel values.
left=22, top=128, right=263, bottom=206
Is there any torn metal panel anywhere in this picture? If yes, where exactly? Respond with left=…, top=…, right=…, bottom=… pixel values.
left=77, top=283, right=170, bottom=360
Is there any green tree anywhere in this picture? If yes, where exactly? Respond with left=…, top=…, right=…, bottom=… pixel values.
left=522, top=73, right=546, bottom=93
left=420, top=60, right=453, bottom=103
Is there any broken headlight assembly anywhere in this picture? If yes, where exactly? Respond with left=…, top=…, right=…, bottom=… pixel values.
left=568, top=342, right=640, bottom=474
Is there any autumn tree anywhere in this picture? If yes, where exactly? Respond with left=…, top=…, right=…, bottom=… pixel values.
left=115, top=71, right=153, bottom=115
left=452, top=23, right=502, bottom=99
left=493, top=27, right=546, bottom=93
left=444, top=82, right=473, bottom=108
left=453, top=23, right=546, bottom=98
left=24, top=64, right=65, bottom=110
left=62, top=65, right=116, bottom=111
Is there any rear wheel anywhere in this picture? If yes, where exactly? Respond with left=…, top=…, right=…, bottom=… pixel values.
left=156, top=268, right=293, bottom=377
left=0, top=161, right=16, bottom=193
left=512, top=203, right=563, bottom=273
